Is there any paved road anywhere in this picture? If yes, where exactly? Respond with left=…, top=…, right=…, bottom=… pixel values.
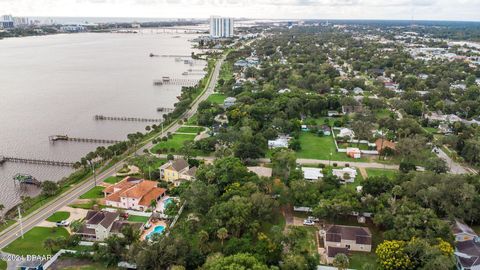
left=434, top=147, right=469, bottom=174
left=157, top=154, right=400, bottom=170
left=0, top=56, right=225, bottom=254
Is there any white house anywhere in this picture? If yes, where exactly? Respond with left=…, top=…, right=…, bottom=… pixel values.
left=338, top=128, right=355, bottom=139
left=302, top=167, right=324, bottom=181
left=224, top=97, right=237, bottom=108
left=268, top=135, right=290, bottom=149
left=332, top=167, right=357, bottom=183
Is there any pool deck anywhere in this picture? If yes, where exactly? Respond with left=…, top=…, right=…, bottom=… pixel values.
left=141, top=219, right=168, bottom=240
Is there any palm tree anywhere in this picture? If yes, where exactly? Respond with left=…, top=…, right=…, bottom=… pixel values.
left=217, top=227, right=228, bottom=246
left=150, top=199, right=157, bottom=211
left=198, top=230, right=210, bottom=253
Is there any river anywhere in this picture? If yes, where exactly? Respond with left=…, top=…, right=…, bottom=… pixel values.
left=0, top=30, right=206, bottom=212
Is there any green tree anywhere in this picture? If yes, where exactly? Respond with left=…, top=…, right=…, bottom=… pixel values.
left=216, top=227, right=228, bottom=246
left=333, top=253, right=349, bottom=270
left=425, top=157, right=448, bottom=174
left=201, top=253, right=274, bottom=270
left=41, top=181, right=59, bottom=197
left=271, top=149, right=297, bottom=180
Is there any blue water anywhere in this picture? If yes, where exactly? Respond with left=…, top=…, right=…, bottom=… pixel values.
left=164, top=198, right=173, bottom=207
left=146, top=225, right=165, bottom=239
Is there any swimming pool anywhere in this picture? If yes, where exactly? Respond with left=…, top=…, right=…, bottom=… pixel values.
left=146, top=225, right=165, bottom=240
left=164, top=198, right=173, bottom=207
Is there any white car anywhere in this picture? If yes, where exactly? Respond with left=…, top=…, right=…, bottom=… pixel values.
left=56, top=220, right=70, bottom=227
left=303, top=219, right=315, bottom=226
left=307, top=216, right=319, bottom=222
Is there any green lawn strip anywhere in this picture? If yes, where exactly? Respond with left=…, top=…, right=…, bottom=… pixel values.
left=0, top=260, right=6, bottom=270
left=127, top=215, right=150, bottom=223
left=186, top=114, right=198, bottom=125
left=46, top=211, right=71, bottom=222
left=103, top=176, right=123, bottom=184
left=296, top=132, right=367, bottom=162
left=151, top=134, right=196, bottom=153
left=424, top=127, right=438, bottom=134
left=365, top=168, right=398, bottom=179
left=60, top=262, right=115, bottom=270
left=349, top=251, right=378, bottom=269
left=3, top=227, right=70, bottom=256
left=177, top=126, right=204, bottom=134
left=69, top=202, right=105, bottom=210
left=207, top=93, right=226, bottom=104
left=79, top=186, right=105, bottom=199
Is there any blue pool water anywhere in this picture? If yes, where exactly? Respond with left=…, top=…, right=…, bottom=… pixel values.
left=146, top=225, right=165, bottom=239
left=164, top=198, right=173, bottom=207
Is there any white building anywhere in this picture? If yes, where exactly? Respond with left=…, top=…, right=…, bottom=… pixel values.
left=302, top=167, right=323, bottom=181
left=210, top=16, right=234, bottom=38
left=268, top=135, right=290, bottom=149
left=332, top=167, right=357, bottom=183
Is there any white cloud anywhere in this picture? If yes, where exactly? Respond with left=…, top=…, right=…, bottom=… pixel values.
left=0, top=0, right=478, bottom=21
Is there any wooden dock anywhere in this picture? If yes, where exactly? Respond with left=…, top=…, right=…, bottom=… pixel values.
left=157, top=107, right=174, bottom=113
left=49, top=135, right=122, bottom=144
left=94, top=115, right=162, bottom=122
left=0, top=156, right=74, bottom=167
left=153, top=77, right=198, bottom=87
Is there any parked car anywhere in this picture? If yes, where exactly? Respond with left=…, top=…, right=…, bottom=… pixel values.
left=56, top=220, right=70, bottom=227
left=303, top=219, right=315, bottom=226
left=307, top=216, right=319, bottom=222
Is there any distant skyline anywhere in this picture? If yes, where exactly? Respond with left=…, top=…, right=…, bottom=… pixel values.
left=1, top=0, right=479, bottom=22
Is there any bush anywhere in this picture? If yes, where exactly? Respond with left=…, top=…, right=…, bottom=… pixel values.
left=399, top=161, right=416, bottom=173
left=332, top=163, right=338, bottom=167
left=318, top=163, right=325, bottom=168
left=345, top=163, right=350, bottom=167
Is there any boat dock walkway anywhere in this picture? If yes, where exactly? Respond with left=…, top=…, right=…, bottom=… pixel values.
left=0, top=156, right=74, bottom=167
left=94, top=115, right=163, bottom=122
left=153, top=77, right=198, bottom=86
left=49, top=135, right=122, bottom=144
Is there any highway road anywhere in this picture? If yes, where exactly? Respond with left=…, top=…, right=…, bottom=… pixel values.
left=0, top=55, right=225, bottom=254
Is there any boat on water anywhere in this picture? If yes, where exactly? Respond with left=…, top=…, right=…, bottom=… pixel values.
left=182, top=72, right=188, bottom=75
left=149, top=53, right=159, bottom=57
left=13, top=173, right=41, bottom=186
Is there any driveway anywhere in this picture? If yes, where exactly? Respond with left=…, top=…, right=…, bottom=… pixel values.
left=435, top=147, right=469, bottom=174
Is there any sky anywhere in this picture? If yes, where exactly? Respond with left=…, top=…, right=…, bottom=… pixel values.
left=1, top=0, right=479, bottom=21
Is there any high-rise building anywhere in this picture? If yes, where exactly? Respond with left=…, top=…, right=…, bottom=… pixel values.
left=210, top=16, right=234, bottom=38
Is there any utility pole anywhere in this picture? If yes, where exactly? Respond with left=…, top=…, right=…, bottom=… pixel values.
left=18, top=206, right=24, bottom=239
left=89, top=161, right=97, bottom=187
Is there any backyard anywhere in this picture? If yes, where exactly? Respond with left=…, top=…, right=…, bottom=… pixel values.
left=349, top=252, right=378, bottom=269
left=127, top=215, right=150, bottom=223
left=3, top=226, right=70, bottom=256
left=365, top=168, right=398, bottom=179
left=151, top=133, right=196, bottom=154
left=103, top=176, right=123, bottom=184
left=296, top=132, right=367, bottom=162
left=206, top=93, right=226, bottom=105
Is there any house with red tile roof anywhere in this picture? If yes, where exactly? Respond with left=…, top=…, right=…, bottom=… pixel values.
left=104, top=177, right=167, bottom=211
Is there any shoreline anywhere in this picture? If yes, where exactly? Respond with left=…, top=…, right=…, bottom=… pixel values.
left=0, top=31, right=207, bottom=216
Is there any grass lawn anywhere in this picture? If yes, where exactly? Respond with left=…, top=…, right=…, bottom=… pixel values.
left=103, top=176, right=123, bottom=184
left=127, top=155, right=166, bottom=179
left=186, top=114, right=198, bottom=125
left=151, top=134, right=196, bottom=153
left=349, top=252, right=378, bottom=269
left=296, top=132, right=366, bottom=162
left=424, top=127, right=439, bottom=134
left=375, top=109, right=394, bottom=119
left=79, top=186, right=105, bottom=199
left=127, top=215, right=150, bottom=223
left=46, top=211, right=70, bottom=222
left=207, top=93, right=226, bottom=104
left=3, top=226, right=69, bottom=256
left=365, top=168, right=398, bottom=179
left=177, top=126, right=204, bottom=134
left=69, top=201, right=104, bottom=210
left=62, top=263, right=114, bottom=270
left=0, top=259, right=6, bottom=270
